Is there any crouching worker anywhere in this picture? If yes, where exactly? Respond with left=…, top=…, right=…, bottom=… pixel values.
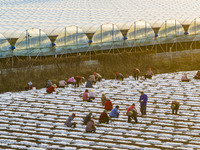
left=74, top=76, right=84, bottom=87
left=115, top=72, right=124, bottom=81
left=65, top=113, right=76, bottom=128
left=145, top=67, right=154, bottom=79
left=25, top=81, right=33, bottom=90
left=46, top=80, right=52, bottom=88
left=83, top=89, right=92, bottom=102
left=99, top=110, right=110, bottom=124
left=104, top=98, right=113, bottom=111
left=83, top=112, right=92, bottom=125
left=46, top=84, right=57, bottom=94
left=86, top=119, right=96, bottom=133
left=133, top=68, right=140, bottom=80
left=109, top=106, right=120, bottom=118
left=194, top=71, right=200, bottom=79
left=89, top=74, right=96, bottom=85
left=89, top=89, right=96, bottom=101
left=86, top=79, right=93, bottom=88
left=171, top=101, right=180, bottom=115
left=181, top=74, right=190, bottom=82
left=67, top=77, right=75, bottom=85
left=127, top=103, right=138, bottom=123
left=59, top=80, right=66, bottom=88
left=101, top=93, right=107, bottom=106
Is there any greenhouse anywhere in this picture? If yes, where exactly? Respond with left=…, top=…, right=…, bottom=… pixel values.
left=1, top=0, right=200, bottom=58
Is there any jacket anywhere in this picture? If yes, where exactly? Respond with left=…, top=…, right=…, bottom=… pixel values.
left=86, top=80, right=93, bottom=88
left=89, top=92, right=96, bottom=98
left=172, top=101, right=180, bottom=109
left=105, top=100, right=113, bottom=110
left=86, top=120, right=95, bottom=132
left=133, top=68, right=140, bottom=75
left=89, top=75, right=96, bottom=82
left=74, top=76, right=82, bottom=83
left=101, top=94, right=107, bottom=106
left=181, top=75, right=188, bottom=81
left=126, top=105, right=135, bottom=115
left=59, top=80, right=66, bottom=86
left=128, top=108, right=137, bottom=117
left=146, top=70, right=154, bottom=76
left=84, top=114, right=92, bottom=125
left=115, top=73, right=124, bottom=80
left=65, top=115, right=75, bottom=127
left=46, top=80, right=52, bottom=88
left=139, top=94, right=148, bottom=106
left=46, top=86, right=55, bottom=93
left=99, top=111, right=109, bottom=122
left=109, top=108, right=120, bottom=118
left=67, top=77, right=75, bottom=83
left=83, top=92, right=89, bottom=101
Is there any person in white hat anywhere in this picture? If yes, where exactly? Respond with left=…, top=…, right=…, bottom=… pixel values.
left=25, top=81, right=33, bottom=90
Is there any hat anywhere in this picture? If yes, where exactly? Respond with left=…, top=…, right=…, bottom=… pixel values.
left=28, top=81, right=32, bottom=85
left=91, top=89, right=94, bottom=92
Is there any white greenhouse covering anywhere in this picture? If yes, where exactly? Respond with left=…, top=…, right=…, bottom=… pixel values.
left=14, top=29, right=52, bottom=56
left=0, top=0, right=200, bottom=37
left=91, top=24, right=124, bottom=50
left=55, top=26, right=89, bottom=54
left=188, top=17, right=200, bottom=35
left=157, top=20, right=185, bottom=38
left=0, top=0, right=200, bottom=57
left=0, top=33, right=11, bottom=58
left=127, top=21, right=155, bottom=40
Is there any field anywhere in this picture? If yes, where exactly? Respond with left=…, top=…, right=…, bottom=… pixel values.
left=0, top=70, right=200, bottom=149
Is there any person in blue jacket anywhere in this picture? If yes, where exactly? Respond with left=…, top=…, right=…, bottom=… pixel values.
left=138, top=92, right=148, bottom=115
left=109, top=106, right=120, bottom=118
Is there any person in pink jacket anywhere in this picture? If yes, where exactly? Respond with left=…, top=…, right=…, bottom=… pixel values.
left=67, top=77, right=76, bottom=85
left=59, top=80, right=66, bottom=88
left=181, top=74, right=190, bottom=82
left=83, top=89, right=92, bottom=102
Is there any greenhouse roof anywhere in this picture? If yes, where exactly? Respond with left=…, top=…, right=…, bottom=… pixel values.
left=0, top=0, right=200, bottom=38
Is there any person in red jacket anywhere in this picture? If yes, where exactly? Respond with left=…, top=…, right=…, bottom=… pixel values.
left=126, top=103, right=136, bottom=115
left=127, top=103, right=138, bottom=123
left=104, top=98, right=113, bottom=111
left=46, top=84, right=57, bottom=94
left=99, top=110, right=110, bottom=124
left=74, top=76, right=84, bottom=87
